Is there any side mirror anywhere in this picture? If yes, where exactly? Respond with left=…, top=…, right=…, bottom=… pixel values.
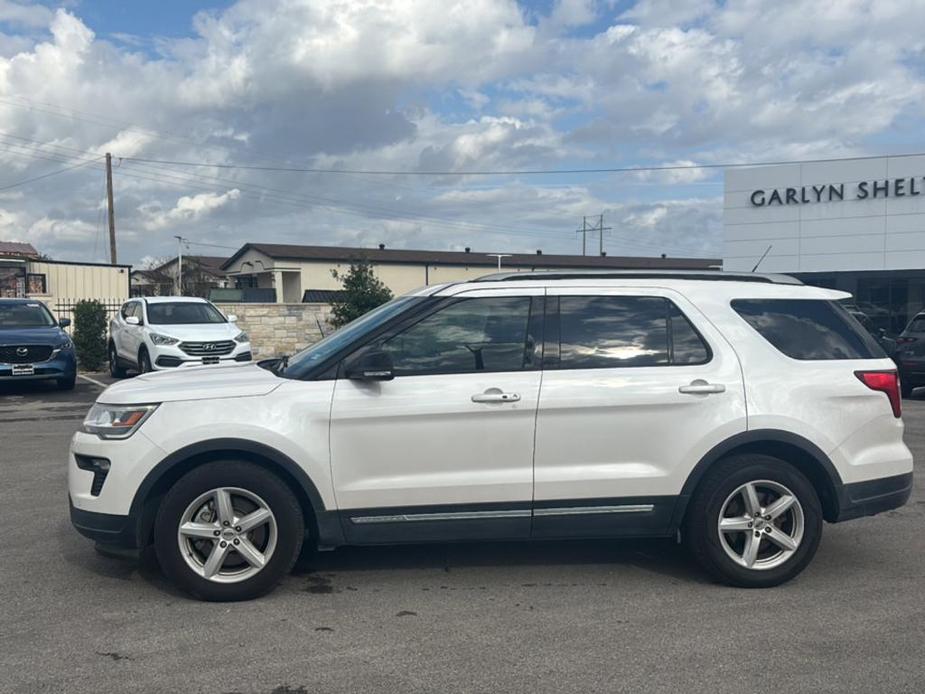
left=125, top=316, right=140, bottom=326
left=227, top=314, right=238, bottom=323
left=878, top=328, right=887, bottom=338
left=345, top=349, right=394, bottom=381
left=58, top=318, right=71, bottom=328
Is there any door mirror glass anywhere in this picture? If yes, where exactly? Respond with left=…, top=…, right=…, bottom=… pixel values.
left=58, top=317, right=71, bottom=328
left=125, top=315, right=140, bottom=326
left=345, top=349, right=394, bottom=381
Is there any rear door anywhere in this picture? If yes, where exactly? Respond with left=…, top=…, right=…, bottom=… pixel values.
left=329, top=288, right=544, bottom=543
left=532, top=287, right=747, bottom=538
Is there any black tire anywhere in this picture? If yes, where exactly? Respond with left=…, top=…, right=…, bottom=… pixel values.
left=138, top=348, right=152, bottom=375
left=109, top=343, right=126, bottom=378
left=154, top=461, right=304, bottom=601
left=684, top=454, right=822, bottom=588
left=56, top=375, right=76, bottom=390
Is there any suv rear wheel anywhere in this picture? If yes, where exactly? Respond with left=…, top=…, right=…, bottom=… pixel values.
left=154, top=461, right=304, bottom=601
left=684, top=454, right=822, bottom=588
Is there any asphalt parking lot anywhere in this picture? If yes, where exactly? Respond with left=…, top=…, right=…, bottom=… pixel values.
left=1, top=376, right=923, bottom=694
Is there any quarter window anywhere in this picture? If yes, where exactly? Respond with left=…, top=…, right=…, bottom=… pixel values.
left=556, top=295, right=710, bottom=369
left=732, top=299, right=884, bottom=360
left=381, top=296, right=536, bottom=376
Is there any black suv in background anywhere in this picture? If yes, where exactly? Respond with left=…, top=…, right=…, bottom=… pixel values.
left=896, top=312, right=925, bottom=397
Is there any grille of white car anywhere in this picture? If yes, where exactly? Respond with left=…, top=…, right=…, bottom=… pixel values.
left=178, top=340, right=236, bottom=357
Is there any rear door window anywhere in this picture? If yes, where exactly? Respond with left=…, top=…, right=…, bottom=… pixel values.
left=732, top=299, right=885, bottom=360
left=906, top=316, right=925, bottom=333
left=555, top=295, right=710, bottom=369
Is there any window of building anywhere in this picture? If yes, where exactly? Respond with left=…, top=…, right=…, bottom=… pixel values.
left=0, top=266, right=25, bottom=298
left=556, top=295, right=710, bottom=369
left=26, top=273, right=46, bottom=294
left=732, top=299, right=884, bottom=360
left=381, top=296, right=535, bottom=376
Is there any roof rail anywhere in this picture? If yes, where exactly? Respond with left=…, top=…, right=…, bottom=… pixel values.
left=471, top=269, right=802, bottom=285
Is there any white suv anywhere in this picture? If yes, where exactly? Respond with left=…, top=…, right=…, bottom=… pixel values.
left=108, top=296, right=251, bottom=376
left=71, top=272, right=913, bottom=601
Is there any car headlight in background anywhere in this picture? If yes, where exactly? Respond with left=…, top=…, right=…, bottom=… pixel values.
left=234, top=331, right=249, bottom=343
left=150, top=333, right=179, bottom=346
left=83, top=403, right=159, bottom=439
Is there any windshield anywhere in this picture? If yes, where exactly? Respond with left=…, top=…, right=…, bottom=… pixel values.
left=0, top=302, right=55, bottom=328
left=146, top=302, right=227, bottom=325
left=281, top=296, right=423, bottom=378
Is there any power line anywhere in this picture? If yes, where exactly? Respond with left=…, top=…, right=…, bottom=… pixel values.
left=0, top=156, right=101, bottom=192
left=118, top=149, right=925, bottom=177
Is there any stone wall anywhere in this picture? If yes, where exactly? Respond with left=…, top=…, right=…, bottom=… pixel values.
left=217, top=303, right=333, bottom=358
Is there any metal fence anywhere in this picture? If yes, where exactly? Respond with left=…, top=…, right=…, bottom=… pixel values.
left=54, top=298, right=124, bottom=333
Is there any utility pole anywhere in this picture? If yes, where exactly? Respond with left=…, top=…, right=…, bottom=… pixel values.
left=576, top=216, right=588, bottom=255
left=595, top=214, right=612, bottom=256
left=174, top=235, right=184, bottom=295
left=105, top=153, right=117, bottom=264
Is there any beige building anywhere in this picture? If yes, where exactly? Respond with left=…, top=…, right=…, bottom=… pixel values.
left=222, top=243, right=720, bottom=303
left=0, top=241, right=130, bottom=319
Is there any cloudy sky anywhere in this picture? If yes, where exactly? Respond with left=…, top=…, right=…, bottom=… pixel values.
left=0, top=0, right=923, bottom=266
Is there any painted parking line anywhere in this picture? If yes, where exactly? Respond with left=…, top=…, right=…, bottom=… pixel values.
left=78, top=374, right=109, bottom=388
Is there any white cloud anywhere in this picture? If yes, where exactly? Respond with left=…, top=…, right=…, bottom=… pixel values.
left=140, top=189, right=241, bottom=231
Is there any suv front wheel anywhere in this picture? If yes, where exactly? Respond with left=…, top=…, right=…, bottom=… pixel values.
left=684, top=454, right=823, bottom=588
left=154, top=461, right=304, bottom=601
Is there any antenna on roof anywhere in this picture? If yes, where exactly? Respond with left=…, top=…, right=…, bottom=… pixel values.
left=751, top=245, right=773, bottom=272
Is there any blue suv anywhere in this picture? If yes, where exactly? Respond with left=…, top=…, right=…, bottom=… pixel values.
left=0, top=298, right=76, bottom=390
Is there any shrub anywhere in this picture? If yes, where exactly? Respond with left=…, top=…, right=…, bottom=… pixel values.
left=329, top=260, right=394, bottom=328
left=72, top=300, right=108, bottom=371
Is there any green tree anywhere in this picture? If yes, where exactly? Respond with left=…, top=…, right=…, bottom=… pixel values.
left=329, top=260, right=393, bottom=328
left=72, top=300, right=107, bottom=371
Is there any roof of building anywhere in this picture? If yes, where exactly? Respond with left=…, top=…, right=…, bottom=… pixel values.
left=222, top=242, right=720, bottom=271
left=0, top=241, right=39, bottom=258
left=158, top=255, right=229, bottom=275
left=302, top=288, right=349, bottom=303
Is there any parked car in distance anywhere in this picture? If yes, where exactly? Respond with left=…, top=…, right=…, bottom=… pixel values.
left=0, top=298, right=75, bottom=390
left=71, top=271, right=912, bottom=601
left=108, top=296, right=251, bottom=376
left=846, top=307, right=897, bottom=358
left=895, top=311, right=925, bottom=397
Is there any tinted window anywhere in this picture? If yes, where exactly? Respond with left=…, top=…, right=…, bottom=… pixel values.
left=120, top=303, right=133, bottom=319
left=0, top=302, right=55, bottom=328
left=381, top=296, right=534, bottom=376
left=147, top=301, right=226, bottom=325
left=907, top=316, right=925, bottom=333
left=732, top=299, right=884, bottom=360
left=557, top=296, right=709, bottom=369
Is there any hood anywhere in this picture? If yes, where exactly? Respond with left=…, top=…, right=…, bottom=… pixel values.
left=98, top=363, right=282, bottom=404
left=146, top=322, right=243, bottom=341
left=0, top=326, right=68, bottom=345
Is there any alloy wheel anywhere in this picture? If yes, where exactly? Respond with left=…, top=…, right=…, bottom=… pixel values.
left=176, top=487, right=278, bottom=584
left=717, top=479, right=804, bottom=570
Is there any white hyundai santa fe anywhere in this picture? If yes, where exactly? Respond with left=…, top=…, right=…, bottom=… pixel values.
left=70, top=271, right=913, bottom=601
left=108, top=296, right=251, bottom=375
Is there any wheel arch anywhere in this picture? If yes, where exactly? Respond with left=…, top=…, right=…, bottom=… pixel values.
left=672, top=430, right=844, bottom=527
left=129, top=438, right=344, bottom=549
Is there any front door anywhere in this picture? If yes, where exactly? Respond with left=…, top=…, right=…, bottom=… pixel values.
left=330, top=289, right=544, bottom=543
left=532, top=287, right=747, bottom=538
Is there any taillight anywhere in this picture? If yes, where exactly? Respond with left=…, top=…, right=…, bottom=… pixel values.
left=896, top=337, right=917, bottom=345
left=855, top=370, right=902, bottom=418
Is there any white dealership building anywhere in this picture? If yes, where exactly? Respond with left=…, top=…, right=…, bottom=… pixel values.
left=724, top=154, right=925, bottom=333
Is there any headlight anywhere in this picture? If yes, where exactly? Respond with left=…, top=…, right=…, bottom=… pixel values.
left=234, top=331, right=249, bottom=343
left=83, top=403, right=158, bottom=439
left=56, top=337, right=73, bottom=350
left=150, top=333, right=179, bottom=346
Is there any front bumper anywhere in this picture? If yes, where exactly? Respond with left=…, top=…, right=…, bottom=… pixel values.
left=834, top=472, right=913, bottom=522
left=149, top=341, right=252, bottom=370
left=69, top=497, right=138, bottom=548
left=0, top=350, right=76, bottom=381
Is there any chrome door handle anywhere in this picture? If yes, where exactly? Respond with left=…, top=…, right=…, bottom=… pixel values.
left=471, top=389, right=521, bottom=403
left=678, top=380, right=725, bottom=395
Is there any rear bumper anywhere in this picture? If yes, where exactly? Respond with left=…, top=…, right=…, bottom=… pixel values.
left=834, top=472, right=913, bottom=522
left=69, top=497, right=138, bottom=549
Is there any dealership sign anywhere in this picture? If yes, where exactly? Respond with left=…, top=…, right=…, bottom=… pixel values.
left=749, top=177, right=924, bottom=206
